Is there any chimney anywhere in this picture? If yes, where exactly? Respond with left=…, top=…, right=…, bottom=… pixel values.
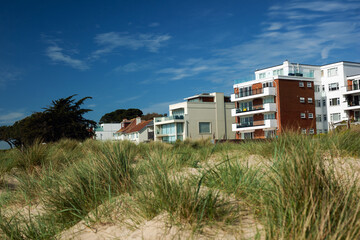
left=136, top=117, right=142, bottom=125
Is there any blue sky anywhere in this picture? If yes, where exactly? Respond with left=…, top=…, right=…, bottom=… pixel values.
left=1, top=0, right=360, bottom=128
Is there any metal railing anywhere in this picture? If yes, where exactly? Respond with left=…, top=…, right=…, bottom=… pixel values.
left=235, top=104, right=264, bottom=113
left=347, top=85, right=360, bottom=91
left=154, top=115, right=184, bottom=122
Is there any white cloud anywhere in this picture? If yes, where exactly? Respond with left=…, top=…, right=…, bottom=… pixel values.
left=116, top=95, right=142, bottom=104
left=114, top=62, right=152, bottom=72
left=0, top=112, right=25, bottom=124
left=0, top=68, right=21, bottom=88
left=156, top=0, right=360, bottom=83
left=46, top=45, right=89, bottom=70
left=149, top=22, right=160, bottom=27
left=92, top=32, right=171, bottom=58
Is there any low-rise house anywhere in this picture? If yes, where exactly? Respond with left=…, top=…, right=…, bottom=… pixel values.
left=114, top=117, right=154, bottom=143
left=95, top=123, right=122, bottom=141
left=154, top=92, right=235, bottom=143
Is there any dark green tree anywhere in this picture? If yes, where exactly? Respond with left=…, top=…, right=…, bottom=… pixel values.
left=141, top=112, right=167, bottom=121
left=6, top=95, right=96, bottom=147
left=99, top=108, right=143, bottom=123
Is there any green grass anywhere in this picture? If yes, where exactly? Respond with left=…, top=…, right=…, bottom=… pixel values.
left=1, top=131, right=360, bottom=239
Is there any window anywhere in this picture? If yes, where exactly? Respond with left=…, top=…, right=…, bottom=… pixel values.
left=302, top=128, right=307, bottom=134
left=323, top=114, right=327, bottom=121
left=273, top=68, right=283, bottom=76
left=321, top=70, right=324, bottom=77
left=316, top=114, right=322, bottom=122
left=322, top=99, right=326, bottom=107
left=259, top=73, right=266, bottom=79
left=327, top=67, right=338, bottom=77
left=299, top=82, right=304, bottom=87
left=308, top=98, right=313, bottom=103
left=315, top=85, right=320, bottom=92
left=330, top=113, right=341, bottom=122
left=309, top=129, right=315, bottom=134
left=262, top=82, right=273, bottom=88
left=329, top=98, right=340, bottom=106
left=199, top=122, right=211, bottom=134
left=328, top=83, right=339, bottom=91
left=263, top=96, right=275, bottom=104
left=315, top=100, right=321, bottom=107
left=264, top=113, right=275, bottom=120
left=301, top=113, right=306, bottom=119
left=307, top=82, right=312, bottom=88
left=322, top=85, right=325, bottom=92
left=308, top=113, right=314, bottom=119
left=300, top=97, right=305, bottom=103
left=318, top=129, right=322, bottom=134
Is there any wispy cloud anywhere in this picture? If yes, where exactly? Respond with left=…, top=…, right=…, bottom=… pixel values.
left=0, top=111, right=25, bottom=124
left=116, top=95, right=142, bottom=104
left=114, top=62, right=153, bottom=72
left=46, top=45, right=89, bottom=70
left=92, top=32, right=171, bottom=58
left=157, top=0, right=360, bottom=83
left=149, top=22, right=160, bottom=27
left=0, top=68, right=21, bottom=88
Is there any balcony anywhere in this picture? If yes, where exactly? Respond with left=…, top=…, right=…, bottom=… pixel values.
left=94, top=126, right=104, bottom=132
left=344, top=85, right=360, bottom=95
left=344, top=102, right=360, bottom=111
left=231, top=87, right=276, bottom=102
left=154, top=115, right=185, bottom=124
left=231, top=103, right=276, bottom=117
left=232, top=119, right=277, bottom=132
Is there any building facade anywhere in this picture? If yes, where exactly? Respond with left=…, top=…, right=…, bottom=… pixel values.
left=95, top=123, right=122, bottom=141
left=113, top=117, right=154, bottom=143
left=154, top=92, right=235, bottom=143
left=232, top=60, right=360, bottom=139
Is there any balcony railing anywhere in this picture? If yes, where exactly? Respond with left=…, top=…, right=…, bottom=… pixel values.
left=155, top=115, right=184, bottom=122
left=347, top=85, right=360, bottom=91
left=94, top=127, right=103, bottom=132
left=236, top=120, right=269, bottom=128
left=236, top=104, right=265, bottom=113
left=235, top=88, right=264, bottom=98
left=288, top=72, right=314, bottom=78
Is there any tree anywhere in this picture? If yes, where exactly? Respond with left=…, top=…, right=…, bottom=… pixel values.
left=0, top=126, right=15, bottom=148
left=99, top=108, right=143, bottom=123
left=6, top=95, right=96, bottom=147
left=141, top=112, right=167, bottom=121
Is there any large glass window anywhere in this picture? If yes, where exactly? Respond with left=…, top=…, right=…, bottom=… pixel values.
left=329, top=98, right=340, bottom=106
left=328, top=83, right=339, bottom=91
left=160, top=123, right=175, bottom=135
left=327, top=67, right=338, bottom=77
left=199, top=122, right=211, bottom=134
left=264, top=113, right=275, bottom=120
left=330, top=113, right=341, bottom=122
left=239, top=101, right=253, bottom=110
left=172, top=108, right=184, bottom=117
left=315, top=100, right=321, bottom=107
left=263, top=96, right=275, bottom=104
left=176, top=123, right=183, bottom=134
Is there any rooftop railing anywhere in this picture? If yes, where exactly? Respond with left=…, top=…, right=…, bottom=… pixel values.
left=154, top=115, right=184, bottom=122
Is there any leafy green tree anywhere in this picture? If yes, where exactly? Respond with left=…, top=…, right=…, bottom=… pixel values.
left=6, top=95, right=96, bottom=147
left=99, top=108, right=143, bottom=123
left=141, top=112, right=167, bottom=121
left=0, top=126, right=15, bottom=148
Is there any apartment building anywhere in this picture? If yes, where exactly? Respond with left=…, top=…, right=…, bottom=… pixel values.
left=231, top=60, right=360, bottom=139
left=344, top=74, right=360, bottom=123
left=95, top=123, right=122, bottom=140
left=154, top=92, right=235, bottom=143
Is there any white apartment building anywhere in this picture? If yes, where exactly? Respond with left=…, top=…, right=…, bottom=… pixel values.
left=231, top=60, right=360, bottom=139
left=95, top=123, right=122, bottom=140
left=154, top=92, right=235, bottom=143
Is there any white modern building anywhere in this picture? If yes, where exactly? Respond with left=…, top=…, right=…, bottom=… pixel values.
left=154, top=92, right=235, bottom=143
left=95, top=123, right=122, bottom=141
left=231, top=60, right=360, bottom=139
